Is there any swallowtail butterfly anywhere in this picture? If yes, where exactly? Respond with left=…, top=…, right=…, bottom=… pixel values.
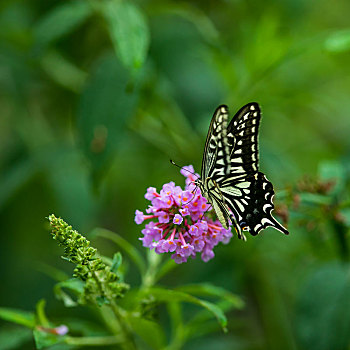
left=195, top=103, right=289, bottom=240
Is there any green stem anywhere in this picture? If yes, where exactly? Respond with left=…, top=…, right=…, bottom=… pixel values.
left=90, top=272, right=136, bottom=350
left=110, top=301, right=137, bottom=350
left=141, top=250, right=162, bottom=288
left=96, top=304, right=120, bottom=335
left=65, top=335, right=123, bottom=346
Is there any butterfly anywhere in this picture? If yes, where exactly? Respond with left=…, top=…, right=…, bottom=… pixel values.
left=195, top=103, right=289, bottom=240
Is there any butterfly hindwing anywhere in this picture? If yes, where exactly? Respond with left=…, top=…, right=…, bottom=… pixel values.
left=220, top=172, right=289, bottom=236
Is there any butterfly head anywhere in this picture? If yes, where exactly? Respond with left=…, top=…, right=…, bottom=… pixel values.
left=194, top=178, right=205, bottom=196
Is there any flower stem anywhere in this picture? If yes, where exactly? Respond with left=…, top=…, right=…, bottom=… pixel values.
left=110, top=301, right=137, bottom=350
left=90, top=271, right=136, bottom=349
left=65, top=335, right=123, bottom=346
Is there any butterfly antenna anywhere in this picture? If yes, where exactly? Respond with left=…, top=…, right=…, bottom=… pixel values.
left=170, top=160, right=199, bottom=178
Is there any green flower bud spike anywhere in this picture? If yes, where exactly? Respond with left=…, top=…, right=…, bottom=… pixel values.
left=48, top=214, right=129, bottom=305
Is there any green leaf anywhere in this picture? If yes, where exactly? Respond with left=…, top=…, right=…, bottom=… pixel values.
left=34, top=1, right=93, bottom=48
left=0, top=307, right=35, bottom=328
left=296, top=263, right=350, bottom=350
left=54, top=279, right=85, bottom=307
left=128, top=316, right=166, bottom=350
left=102, top=0, right=150, bottom=72
left=0, top=327, right=32, bottom=350
left=40, top=50, right=88, bottom=92
left=176, top=283, right=244, bottom=309
left=33, top=328, right=65, bottom=350
left=325, top=29, right=350, bottom=53
left=318, top=160, right=346, bottom=195
left=36, top=300, right=50, bottom=328
left=185, top=299, right=238, bottom=334
left=110, top=252, right=122, bottom=274
left=77, top=53, right=138, bottom=181
left=90, top=228, right=146, bottom=276
left=145, top=288, right=228, bottom=332
left=339, top=208, right=350, bottom=227
left=298, top=192, right=332, bottom=206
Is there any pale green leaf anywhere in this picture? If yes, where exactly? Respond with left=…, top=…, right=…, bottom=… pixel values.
left=103, top=0, right=150, bottom=71
left=0, top=307, right=35, bottom=328
left=325, top=29, right=350, bottom=53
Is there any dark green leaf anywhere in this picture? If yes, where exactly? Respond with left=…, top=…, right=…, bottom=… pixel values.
left=34, top=1, right=93, bottom=48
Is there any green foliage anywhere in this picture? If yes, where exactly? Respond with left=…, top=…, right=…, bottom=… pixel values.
left=0, top=327, right=33, bottom=350
left=325, top=29, right=350, bottom=53
left=33, top=328, right=64, bottom=350
left=296, top=263, right=350, bottom=350
left=102, top=0, right=150, bottom=72
left=0, top=308, right=35, bottom=329
left=34, top=1, right=93, bottom=49
left=0, top=215, right=240, bottom=349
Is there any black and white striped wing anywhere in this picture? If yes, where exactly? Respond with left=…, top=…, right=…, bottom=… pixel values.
left=216, top=103, right=289, bottom=236
left=213, top=102, right=260, bottom=184
left=201, top=105, right=231, bottom=182
left=219, top=173, right=289, bottom=236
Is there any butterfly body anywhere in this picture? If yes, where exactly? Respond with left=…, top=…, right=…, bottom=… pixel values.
left=196, top=103, right=289, bottom=240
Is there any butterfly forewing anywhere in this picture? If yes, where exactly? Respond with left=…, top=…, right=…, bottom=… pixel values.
left=201, top=105, right=231, bottom=182
left=221, top=103, right=260, bottom=183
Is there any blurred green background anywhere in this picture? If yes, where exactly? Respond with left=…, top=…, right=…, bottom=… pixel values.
left=1, top=0, right=350, bottom=349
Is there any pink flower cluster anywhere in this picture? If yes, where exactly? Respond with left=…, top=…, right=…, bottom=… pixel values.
left=135, top=165, right=233, bottom=264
